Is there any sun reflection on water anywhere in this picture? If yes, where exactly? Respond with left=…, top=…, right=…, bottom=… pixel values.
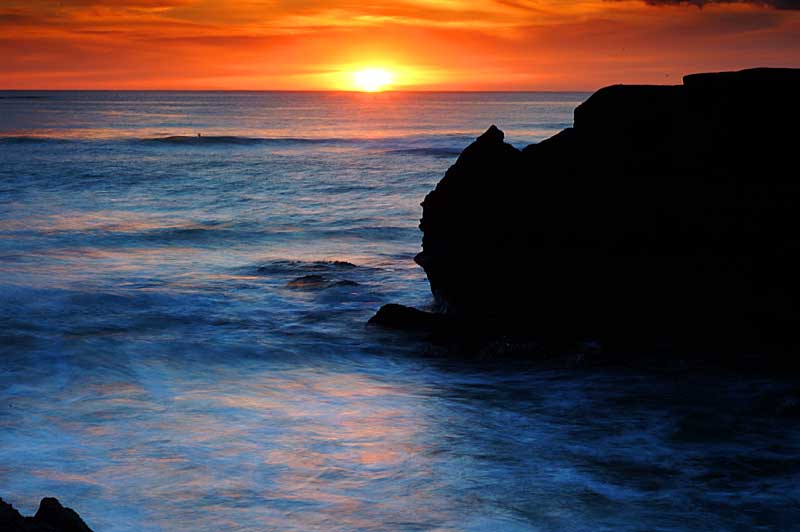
left=9, top=362, right=454, bottom=531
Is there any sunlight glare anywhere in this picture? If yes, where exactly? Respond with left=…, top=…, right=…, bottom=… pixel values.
left=352, top=68, right=394, bottom=92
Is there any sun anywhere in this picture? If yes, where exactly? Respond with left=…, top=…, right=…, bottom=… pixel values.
left=352, top=68, right=394, bottom=92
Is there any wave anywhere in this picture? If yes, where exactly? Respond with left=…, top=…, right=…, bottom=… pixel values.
left=286, top=274, right=360, bottom=290
left=141, top=134, right=470, bottom=151
left=256, top=259, right=359, bottom=276
left=138, top=135, right=349, bottom=146
left=0, top=135, right=348, bottom=147
left=0, top=136, right=76, bottom=145
left=139, top=134, right=455, bottom=147
left=141, top=135, right=264, bottom=145
left=0, top=132, right=474, bottom=155
left=0, top=95, right=47, bottom=100
left=384, top=147, right=462, bottom=158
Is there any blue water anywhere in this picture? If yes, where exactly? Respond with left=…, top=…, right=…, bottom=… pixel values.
left=1, top=91, right=798, bottom=531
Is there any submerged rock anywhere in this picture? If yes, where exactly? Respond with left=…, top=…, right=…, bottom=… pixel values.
left=0, top=498, right=93, bottom=532
left=287, top=274, right=359, bottom=290
left=377, top=67, right=800, bottom=356
left=368, top=303, right=448, bottom=332
left=287, top=274, right=331, bottom=288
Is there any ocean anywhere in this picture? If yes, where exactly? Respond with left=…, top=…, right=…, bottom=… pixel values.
left=1, top=91, right=798, bottom=531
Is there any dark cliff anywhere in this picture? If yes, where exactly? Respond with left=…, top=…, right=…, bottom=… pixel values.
left=0, top=498, right=93, bottom=532
left=374, top=68, right=800, bottom=353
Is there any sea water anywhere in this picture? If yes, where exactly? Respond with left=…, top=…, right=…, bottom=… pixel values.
left=1, top=91, right=798, bottom=531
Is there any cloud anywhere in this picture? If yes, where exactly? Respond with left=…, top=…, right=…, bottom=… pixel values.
left=1, top=0, right=798, bottom=89
left=642, top=0, right=800, bottom=10
left=48, top=0, right=191, bottom=6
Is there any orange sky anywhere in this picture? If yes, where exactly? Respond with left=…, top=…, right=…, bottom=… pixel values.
left=1, top=0, right=798, bottom=90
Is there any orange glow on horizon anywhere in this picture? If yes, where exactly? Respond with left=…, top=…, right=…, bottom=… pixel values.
left=0, top=1, right=798, bottom=90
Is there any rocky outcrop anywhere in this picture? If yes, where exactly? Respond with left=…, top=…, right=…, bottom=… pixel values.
left=376, top=68, right=800, bottom=352
left=368, top=303, right=451, bottom=333
left=0, top=498, right=93, bottom=532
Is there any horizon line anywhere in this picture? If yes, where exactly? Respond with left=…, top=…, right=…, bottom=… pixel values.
left=0, top=88, right=598, bottom=94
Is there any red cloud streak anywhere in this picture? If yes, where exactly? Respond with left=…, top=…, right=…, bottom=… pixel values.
left=1, top=0, right=798, bottom=89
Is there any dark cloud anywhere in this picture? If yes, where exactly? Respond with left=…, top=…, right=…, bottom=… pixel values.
left=0, top=7, right=40, bottom=25
left=643, top=0, right=800, bottom=10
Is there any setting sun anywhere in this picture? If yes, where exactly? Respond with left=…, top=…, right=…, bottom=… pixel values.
left=352, top=68, right=394, bottom=92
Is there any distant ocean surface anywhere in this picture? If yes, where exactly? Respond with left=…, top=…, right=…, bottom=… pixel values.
left=1, top=91, right=798, bottom=532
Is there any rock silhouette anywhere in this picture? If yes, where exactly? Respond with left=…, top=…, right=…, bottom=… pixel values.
left=374, top=68, right=800, bottom=354
left=0, top=498, right=93, bottom=532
